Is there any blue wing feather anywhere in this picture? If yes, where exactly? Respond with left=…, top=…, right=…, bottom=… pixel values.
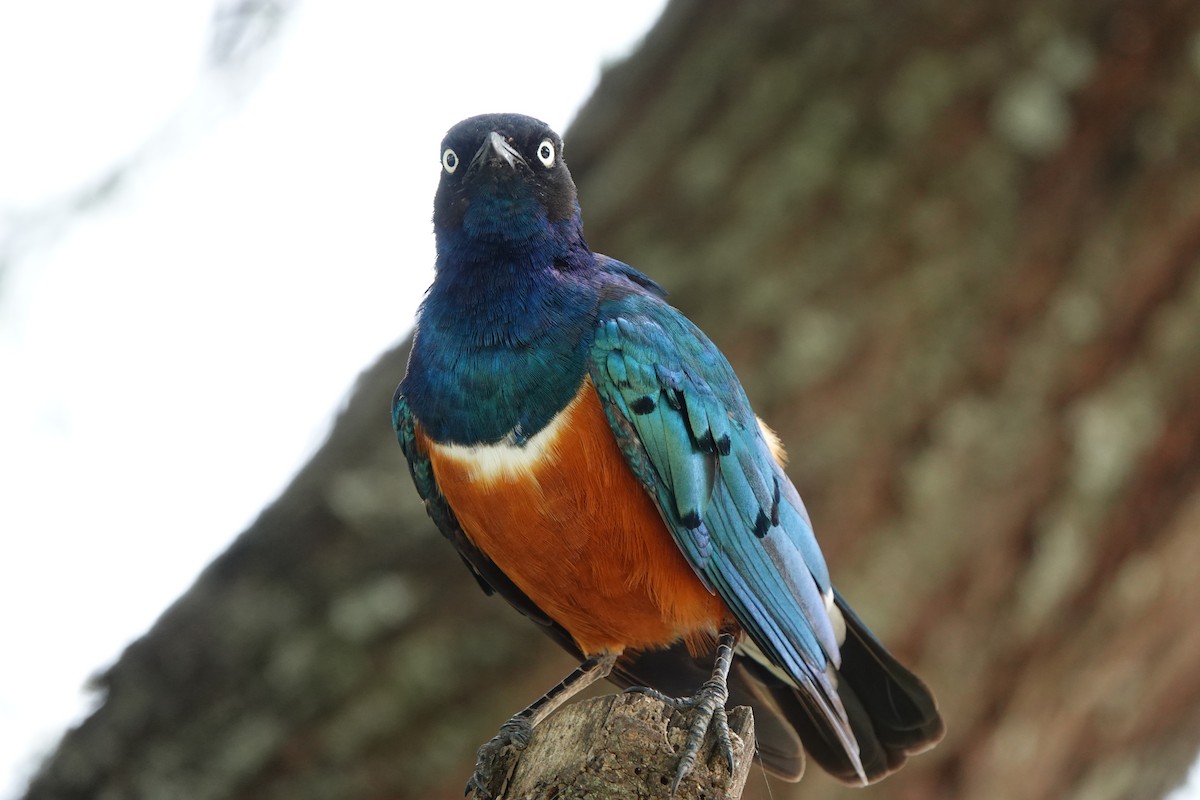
left=587, top=289, right=852, bottom=736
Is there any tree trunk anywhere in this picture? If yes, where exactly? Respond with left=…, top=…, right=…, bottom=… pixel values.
left=23, top=1, right=1200, bottom=799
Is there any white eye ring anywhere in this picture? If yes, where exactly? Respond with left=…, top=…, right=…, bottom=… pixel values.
left=536, top=139, right=555, bottom=168
left=442, top=148, right=459, bottom=174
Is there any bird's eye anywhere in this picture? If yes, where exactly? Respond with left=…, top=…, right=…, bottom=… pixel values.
left=442, top=148, right=459, bottom=174
left=536, top=139, right=555, bottom=168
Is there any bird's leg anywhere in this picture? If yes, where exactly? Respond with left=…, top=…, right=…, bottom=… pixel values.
left=466, top=652, right=617, bottom=799
left=626, top=631, right=738, bottom=793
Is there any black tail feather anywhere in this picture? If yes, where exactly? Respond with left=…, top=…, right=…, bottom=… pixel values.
left=611, top=590, right=943, bottom=785
left=752, top=590, right=944, bottom=784
left=833, top=589, right=945, bottom=764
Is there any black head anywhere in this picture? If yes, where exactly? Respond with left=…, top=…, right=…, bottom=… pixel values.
left=433, top=113, right=578, bottom=237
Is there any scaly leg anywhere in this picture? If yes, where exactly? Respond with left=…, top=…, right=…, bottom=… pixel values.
left=626, top=631, right=737, bottom=793
left=466, top=652, right=617, bottom=798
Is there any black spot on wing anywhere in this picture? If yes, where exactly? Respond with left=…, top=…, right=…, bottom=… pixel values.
left=771, top=475, right=781, bottom=526
left=753, top=509, right=771, bottom=539
left=681, top=510, right=703, bottom=530
left=716, top=434, right=732, bottom=456
left=630, top=395, right=657, bottom=415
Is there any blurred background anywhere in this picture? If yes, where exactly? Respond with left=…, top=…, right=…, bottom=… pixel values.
left=4, top=1, right=1200, bottom=798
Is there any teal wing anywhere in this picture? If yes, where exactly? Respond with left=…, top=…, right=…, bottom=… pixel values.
left=588, top=289, right=862, bottom=774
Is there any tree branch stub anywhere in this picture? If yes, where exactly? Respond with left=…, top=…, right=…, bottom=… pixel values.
left=485, top=692, right=756, bottom=800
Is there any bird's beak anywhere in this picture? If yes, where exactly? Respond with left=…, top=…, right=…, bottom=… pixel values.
left=468, top=131, right=526, bottom=174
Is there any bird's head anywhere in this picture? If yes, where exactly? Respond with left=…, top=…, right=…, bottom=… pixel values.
left=433, top=113, right=579, bottom=246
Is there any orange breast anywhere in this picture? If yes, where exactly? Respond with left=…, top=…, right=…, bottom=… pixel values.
left=417, top=378, right=733, bottom=656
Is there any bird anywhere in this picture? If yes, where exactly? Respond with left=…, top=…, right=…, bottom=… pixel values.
left=393, top=112, right=944, bottom=795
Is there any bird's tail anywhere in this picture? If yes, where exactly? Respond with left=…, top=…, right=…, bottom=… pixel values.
left=614, top=589, right=944, bottom=783
left=744, top=589, right=944, bottom=782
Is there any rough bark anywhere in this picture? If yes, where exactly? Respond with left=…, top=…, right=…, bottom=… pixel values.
left=486, top=695, right=754, bottom=800
left=22, top=1, right=1200, bottom=799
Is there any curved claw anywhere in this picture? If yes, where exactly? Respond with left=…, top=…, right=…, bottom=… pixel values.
left=626, top=632, right=739, bottom=793
left=464, top=717, right=533, bottom=799
left=464, top=655, right=618, bottom=798
left=667, top=670, right=733, bottom=792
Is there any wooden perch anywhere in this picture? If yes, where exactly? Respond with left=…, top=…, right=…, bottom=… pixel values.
left=478, top=693, right=756, bottom=800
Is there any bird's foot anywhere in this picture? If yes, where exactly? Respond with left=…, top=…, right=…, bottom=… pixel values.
left=463, top=655, right=618, bottom=798
left=625, top=634, right=737, bottom=793
left=464, top=716, right=532, bottom=799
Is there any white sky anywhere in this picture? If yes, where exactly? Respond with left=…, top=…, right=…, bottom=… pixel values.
left=3, top=3, right=1199, bottom=799
left=0, top=1, right=665, bottom=795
